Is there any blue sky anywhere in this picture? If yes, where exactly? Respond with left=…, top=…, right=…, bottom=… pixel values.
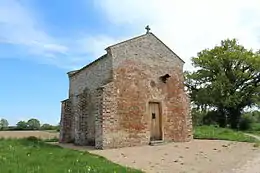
left=0, top=0, right=259, bottom=125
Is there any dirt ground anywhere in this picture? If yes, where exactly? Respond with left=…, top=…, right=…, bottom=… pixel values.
left=0, top=131, right=59, bottom=139
left=57, top=140, right=260, bottom=173
left=231, top=153, right=260, bottom=173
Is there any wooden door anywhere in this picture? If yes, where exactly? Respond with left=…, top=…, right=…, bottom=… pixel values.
left=149, top=102, right=162, bottom=141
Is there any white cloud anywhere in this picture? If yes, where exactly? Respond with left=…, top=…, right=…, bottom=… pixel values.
left=73, top=35, right=120, bottom=59
left=0, top=0, right=118, bottom=69
left=0, top=0, right=68, bottom=55
left=95, top=0, right=260, bottom=70
left=1, top=0, right=260, bottom=71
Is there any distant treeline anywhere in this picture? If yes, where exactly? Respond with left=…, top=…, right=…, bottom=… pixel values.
left=0, top=118, right=60, bottom=131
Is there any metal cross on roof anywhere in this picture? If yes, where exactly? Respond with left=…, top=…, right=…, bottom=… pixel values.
left=145, top=25, right=151, bottom=34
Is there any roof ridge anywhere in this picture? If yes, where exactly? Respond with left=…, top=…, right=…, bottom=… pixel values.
left=68, top=54, right=107, bottom=77
left=67, top=31, right=185, bottom=77
left=105, top=33, right=148, bottom=50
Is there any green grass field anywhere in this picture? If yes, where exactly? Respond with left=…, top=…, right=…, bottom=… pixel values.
left=0, top=138, right=142, bottom=173
left=194, top=126, right=258, bottom=143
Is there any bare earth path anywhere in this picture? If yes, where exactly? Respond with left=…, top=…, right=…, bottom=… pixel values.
left=57, top=140, right=260, bottom=173
left=230, top=152, right=260, bottom=173
left=229, top=133, right=260, bottom=173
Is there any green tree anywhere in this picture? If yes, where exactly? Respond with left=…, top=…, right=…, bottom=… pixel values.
left=16, top=121, right=28, bottom=130
left=252, top=110, right=260, bottom=122
left=186, top=38, right=260, bottom=129
left=27, top=119, right=41, bottom=130
left=41, top=124, right=53, bottom=130
left=0, top=118, right=9, bottom=130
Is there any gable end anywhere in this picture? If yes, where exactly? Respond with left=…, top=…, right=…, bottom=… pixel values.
left=149, top=33, right=185, bottom=64
left=105, top=32, right=185, bottom=64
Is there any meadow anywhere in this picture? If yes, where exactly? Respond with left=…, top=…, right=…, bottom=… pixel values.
left=194, top=125, right=259, bottom=143
left=0, top=137, right=142, bottom=173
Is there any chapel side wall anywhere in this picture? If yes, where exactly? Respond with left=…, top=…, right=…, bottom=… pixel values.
left=68, top=55, right=113, bottom=145
left=69, top=55, right=113, bottom=96
left=102, top=33, right=192, bottom=149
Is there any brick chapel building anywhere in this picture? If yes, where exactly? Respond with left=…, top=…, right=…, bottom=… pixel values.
left=59, top=28, right=193, bottom=149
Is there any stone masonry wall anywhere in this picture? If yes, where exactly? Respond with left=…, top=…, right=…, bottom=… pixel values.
left=94, top=87, right=104, bottom=149
left=101, top=33, right=193, bottom=148
left=62, top=54, right=113, bottom=146
left=101, top=82, right=120, bottom=149
left=59, top=99, right=73, bottom=143
left=74, top=89, right=97, bottom=145
left=74, top=92, right=88, bottom=145
left=185, top=94, right=193, bottom=141
left=69, top=55, right=113, bottom=96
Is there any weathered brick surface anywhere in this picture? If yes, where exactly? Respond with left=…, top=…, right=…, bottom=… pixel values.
left=101, top=33, right=192, bottom=148
left=60, top=32, right=193, bottom=149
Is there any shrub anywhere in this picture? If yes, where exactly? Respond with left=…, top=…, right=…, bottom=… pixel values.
left=249, top=123, right=260, bottom=132
left=202, top=111, right=220, bottom=126
left=192, top=109, right=224, bottom=127
left=252, top=110, right=260, bottom=123
left=239, top=114, right=254, bottom=130
left=191, top=108, right=208, bottom=126
left=25, top=136, right=41, bottom=142
left=43, top=137, right=59, bottom=142
left=41, top=124, right=54, bottom=130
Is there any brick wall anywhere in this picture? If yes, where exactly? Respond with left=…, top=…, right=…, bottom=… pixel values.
left=101, top=33, right=193, bottom=148
left=60, top=33, right=193, bottom=149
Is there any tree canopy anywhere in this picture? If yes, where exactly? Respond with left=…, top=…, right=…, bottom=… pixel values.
left=16, top=121, right=28, bottom=130
left=0, top=119, right=9, bottom=130
left=185, top=38, right=260, bottom=129
left=41, top=124, right=54, bottom=130
left=27, top=119, right=41, bottom=130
